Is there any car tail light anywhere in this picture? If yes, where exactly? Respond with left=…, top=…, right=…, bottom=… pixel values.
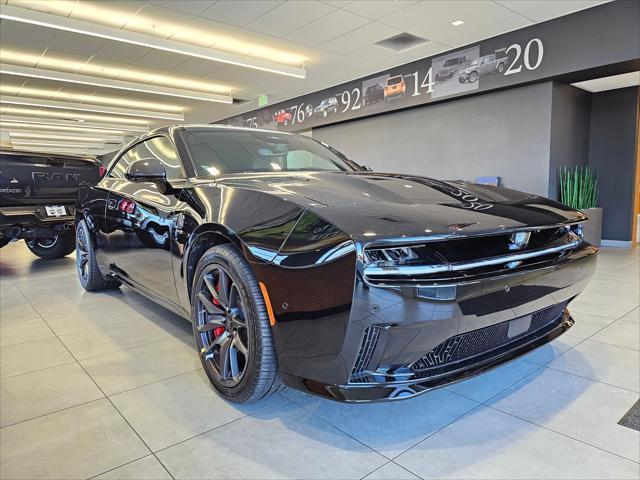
left=99, top=165, right=106, bottom=177
left=118, top=199, right=136, bottom=214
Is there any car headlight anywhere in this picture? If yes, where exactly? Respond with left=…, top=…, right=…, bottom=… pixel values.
left=364, top=246, right=420, bottom=266
left=571, top=223, right=584, bottom=240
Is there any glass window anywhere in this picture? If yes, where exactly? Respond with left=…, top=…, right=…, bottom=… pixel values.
left=179, top=129, right=356, bottom=176
left=109, top=136, right=183, bottom=180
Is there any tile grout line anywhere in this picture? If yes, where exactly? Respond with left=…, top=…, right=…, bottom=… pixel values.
left=10, top=281, right=176, bottom=480
left=483, top=404, right=640, bottom=465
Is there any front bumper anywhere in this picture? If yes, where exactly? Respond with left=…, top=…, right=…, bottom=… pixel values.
left=278, top=243, right=597, bottom=402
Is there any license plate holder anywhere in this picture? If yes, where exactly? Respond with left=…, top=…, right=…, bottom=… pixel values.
left=508, top=314, right=533, bottom=338
left=45, top=205, right=67, bottom=217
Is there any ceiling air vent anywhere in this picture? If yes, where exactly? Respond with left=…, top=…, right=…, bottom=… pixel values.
left=375, top=32, right=429, bottom=52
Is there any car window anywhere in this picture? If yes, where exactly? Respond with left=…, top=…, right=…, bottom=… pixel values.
left=387, top=76, right=403, bottom=85
left=109, top=136, right=183, bottom=181
left=179, top=129, right=356, bottom=176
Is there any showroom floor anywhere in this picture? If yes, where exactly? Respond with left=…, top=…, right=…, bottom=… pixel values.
left=0, top=242, right=638, bottom=480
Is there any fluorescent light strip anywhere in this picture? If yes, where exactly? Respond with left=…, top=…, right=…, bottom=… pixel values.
left=4, top=128, right=123, bottom=141
left=0, top=65, right=233, bottom=104
left=0, top=83, right=184, bottom=113
left=0, top=105, right=149, bottom=126
left=0, top=116, right=146, bottom=133
left=11, top=141, right=104, bottom=148
left=0, top=96, right=184, bottom=121
left=0, top=6, right=306, bottom=78
left=9, top=132, right=114, bottom=143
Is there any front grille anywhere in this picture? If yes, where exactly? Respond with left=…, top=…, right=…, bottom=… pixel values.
left=363, top=225, right=583, bottom=286
left=411, top=302, right=567, bottom=375
left=351, top=326, right=380, bottom=377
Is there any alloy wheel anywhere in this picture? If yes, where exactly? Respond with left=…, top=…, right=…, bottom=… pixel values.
left=76, top=227, right=89, bottom=282
left=195, top=264, right=250, bottom=387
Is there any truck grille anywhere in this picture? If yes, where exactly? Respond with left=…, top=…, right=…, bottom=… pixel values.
left=411, top=302, right=568, bottom=375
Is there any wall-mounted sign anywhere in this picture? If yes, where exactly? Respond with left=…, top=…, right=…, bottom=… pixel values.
left=258, top=94, right=269, bottom=107
left=220, top=1, right=639, bottom=132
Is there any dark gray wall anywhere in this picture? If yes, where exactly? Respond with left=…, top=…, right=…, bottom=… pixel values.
left=314, top=82, right=553, bottom=197
left=588, top=86, right=639, bottom=241
left=548, top=83, right=591, bottom=200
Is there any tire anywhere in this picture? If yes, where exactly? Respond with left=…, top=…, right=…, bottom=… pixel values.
left=469, top=71, right=478, bottom=83
left=75, top=219, right=121, bottom=291
left=191, top=244, right=282, bottom=403
left=26, top=231, right=75, bottom=259
left=497, top=62, right=505, bottom=73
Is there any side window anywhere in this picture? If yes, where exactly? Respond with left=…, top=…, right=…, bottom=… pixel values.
left=108, top=137, right=183, bottom=181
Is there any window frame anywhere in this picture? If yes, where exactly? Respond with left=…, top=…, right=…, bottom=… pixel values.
left=106, top=134, right=186, bottom=181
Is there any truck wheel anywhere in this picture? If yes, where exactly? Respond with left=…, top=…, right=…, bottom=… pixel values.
left=469, top=71, right=478, bottom=83
left=191, top=244, right=282, bottom=403
left=26, top=231, right=75, bottom=259
left=76, top=220, right=120, bottom=291
left=498, top=62, right=505, bottom=73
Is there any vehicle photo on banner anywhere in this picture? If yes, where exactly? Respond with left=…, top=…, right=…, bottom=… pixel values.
left=432, top=46, right=480, bottom=99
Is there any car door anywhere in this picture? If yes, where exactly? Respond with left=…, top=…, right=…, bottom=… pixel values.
left=102, top=136, right=185, bottom=303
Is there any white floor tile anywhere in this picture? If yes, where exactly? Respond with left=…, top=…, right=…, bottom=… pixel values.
left=157, top=400, right=387, bottom=479
left=363, top=462, right=421, bottom=479
left=0, top=336, right=74, bottom=379
left=80, top=338, right=200, bottom=395
left=489, top=367, right=640, bottom=461
left=0, top=362, right=103, bottom=427
left=0, top=317, right=55, bottom=347
left=0, top=399, right=149, bottom=480
left=291, top=388, right=478, bottom=458
left=110, top=370, right=284, bottom=452
left=547, top=340, right=640, bottom=392
left=93, top=455, right=172, bottom=480
left=446, top=358, right=540, bottom=403
left=591, top=319, right=639, bottom=350
left=394, top=406, right=640, bottom=479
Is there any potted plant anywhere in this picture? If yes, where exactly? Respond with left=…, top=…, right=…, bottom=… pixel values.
left=559, top=165, right=601, bottom=246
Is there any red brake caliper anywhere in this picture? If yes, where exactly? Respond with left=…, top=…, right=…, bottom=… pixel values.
left=212, top=283, right=225, bottom=338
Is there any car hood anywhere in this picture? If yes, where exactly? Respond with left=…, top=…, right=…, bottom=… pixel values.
left=209, top=172, right=585, bottom=242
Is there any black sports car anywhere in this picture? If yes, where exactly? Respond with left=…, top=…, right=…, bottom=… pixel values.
left=75, top=125, right=597, bottom=403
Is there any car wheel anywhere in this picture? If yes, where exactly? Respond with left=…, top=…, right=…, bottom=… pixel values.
left=192, top=244, right=282, bottom=403
left=498, top=62, right=505, bottom=73
left=26, top=231, right=75, bottom=259
left=469, top=71, right=479, bottom=83
left=76, top=219, right=121, bottom=291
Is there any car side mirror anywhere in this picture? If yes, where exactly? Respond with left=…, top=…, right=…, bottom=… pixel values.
left=125, top=158, right=167, bottom=183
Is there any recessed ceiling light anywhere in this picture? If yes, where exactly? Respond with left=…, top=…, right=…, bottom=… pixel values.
left=451, top=20, right=465, bottom=26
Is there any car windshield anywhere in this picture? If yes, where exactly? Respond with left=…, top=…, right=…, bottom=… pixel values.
left=387, top=76, right=403, bottom=85
left=180, top=129, right=356, bottom=176
left=443, top=58, right=460, bottom=66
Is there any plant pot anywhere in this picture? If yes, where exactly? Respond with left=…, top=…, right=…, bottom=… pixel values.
left=580, top=207, right=602, bottom=247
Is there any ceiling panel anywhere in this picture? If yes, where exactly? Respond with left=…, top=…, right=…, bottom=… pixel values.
left=46, top=31, right=108, bottom=57
left=320, top=21, right=402, bottom=54
left=244, top=1, right=335, bottom=37
left=381, top=1, right=531, bottom=48
left=284, top=9, right=370, bottom=46
left=495, top=0, right=610, bottom=22
left=199, top=1, right=284, bottom=27
left=0, top=21, right=56, bottom=51
left=341, top=0, right=417, bottom=20
left=92, top=40, right=153, bottom=63
left=149, top=0, right=217, bottom=16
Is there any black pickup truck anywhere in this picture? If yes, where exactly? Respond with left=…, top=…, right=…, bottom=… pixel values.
left=0, top=150, right=101, bottom=259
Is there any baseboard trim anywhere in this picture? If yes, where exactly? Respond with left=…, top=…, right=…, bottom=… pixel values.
left=601, top=239, right=633, bottom=247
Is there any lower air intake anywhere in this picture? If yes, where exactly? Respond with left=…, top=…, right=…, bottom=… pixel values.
left=351, top=326, right=380, bottom=378
left=411, top=302, right=568, bottom=375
